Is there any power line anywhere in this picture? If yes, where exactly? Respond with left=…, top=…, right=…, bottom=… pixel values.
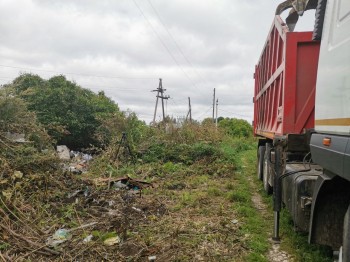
left=168, top=98, right=187, bottom=116
left=132, top=0, right=200, bottom=91
left=0, top=64, right=158, bottom=80
left=218, top=108, right=251, bottom=118
left=146, top=0, right=208, bottom=85
left=193, top=106, right=212, bottom=119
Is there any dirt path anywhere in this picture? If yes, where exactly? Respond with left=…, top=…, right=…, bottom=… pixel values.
left=248, top=177, right=293, bottom=262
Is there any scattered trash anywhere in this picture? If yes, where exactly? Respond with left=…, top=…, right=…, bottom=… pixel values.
left=231, top=219, right=239, bottom=224
left=70, top=151, right=80, bottom=158
left=68, top=189, right=84, bottom=198
left=111, top=176, right=152, bottom=192
left=57, top=145, right=71, bottom=160
left=13, top=171, right=23, bottom=179
left=132, top=207, right=142, bottom=212
left=2, top=190, right=12, bottom=200
left=47, top=222, right=98, bottom=247
left=47, top=229, right=72, bottom=247
left=104, top=236, right=121, bottom=246
left=148, top=255, right=157, bottom=261
left=84, top=187, right=89, bottom=197
left=82, top=153, right=93, bottom=161
left=92, top=176, right=152, bottom=196
left=60, top=149, right=93, bottom=174
left=68, top=166, right=83, bottom=175
left=113, top=181, right=128, bottom=190
left=83, top=235, right=93, bottom=243
left=70, top=151, right=93, bottom=161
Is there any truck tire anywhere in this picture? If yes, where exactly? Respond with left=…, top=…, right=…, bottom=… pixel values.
left=263, top=143, right=273, bottom=195
left=342, top=205, right=350, bottom=262
left=257, top=146, right=265, bottom=180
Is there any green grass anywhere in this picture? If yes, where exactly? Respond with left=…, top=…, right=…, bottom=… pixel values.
left=279, top=208, right=333, bottom=261
left=245, top=144, right=333, bottom=262
left=221, top=141, right=270, bottom=261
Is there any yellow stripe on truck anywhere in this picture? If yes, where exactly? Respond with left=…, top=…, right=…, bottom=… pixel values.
left=315, top=118, right=350, bottom=126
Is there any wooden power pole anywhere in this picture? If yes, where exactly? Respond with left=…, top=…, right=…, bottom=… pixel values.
left=212, top=88, right=216, bottom=123
left=152, top=78, right=169, bottom=124
left=186, top=97, right=192, bottom=123
left=215, top=98, right=218, bottom=127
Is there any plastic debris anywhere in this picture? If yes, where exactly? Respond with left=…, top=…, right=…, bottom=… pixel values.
left=47, top=222, right=98, bottom=247
left=57, top=145, right=71, bottom=160
left=231, top=219, right=239, bottom=224
left=46, top=229, right=72, bottom=247
left=148, top=255, right=157, bottom=261
left=103, top=236, right=121, bottom=246
left=132, top=207, right=142, bottom=212
left=83, top=234, right=93, bottom=243
left=68, top=190, right=83, bottom=198
left=113, top=181, right=128, bottom=190
left=13, top=171, right=23, bottom=179
left=82, top=153, right=93, bottom=161
left=113, top=176, right=152, bottom=191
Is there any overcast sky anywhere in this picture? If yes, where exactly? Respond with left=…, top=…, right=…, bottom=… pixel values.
left=0, top=0, right=316, bottom=124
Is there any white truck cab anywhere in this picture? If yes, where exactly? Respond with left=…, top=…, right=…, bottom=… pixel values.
left=315, top=0, right=350, bottom=134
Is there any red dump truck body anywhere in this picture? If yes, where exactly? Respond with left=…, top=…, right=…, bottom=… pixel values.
left=253, top=16, right=320, bottom=140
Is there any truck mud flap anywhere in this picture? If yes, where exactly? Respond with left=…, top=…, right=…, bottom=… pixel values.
left=309, top=172, right=350, bottom=250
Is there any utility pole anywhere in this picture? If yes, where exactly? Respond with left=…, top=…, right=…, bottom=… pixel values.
left=215, top=98, right=218, bottom=127
left=186, top=97, right=192, bottom=123
left=152, top=78, right=170, bottom=124
left=212, top=88, right=216, bottom=123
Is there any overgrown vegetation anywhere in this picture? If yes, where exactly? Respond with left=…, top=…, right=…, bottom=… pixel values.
left=0, top=74, right=332, bottom=261
left=2, top=73, right=146, bottom=150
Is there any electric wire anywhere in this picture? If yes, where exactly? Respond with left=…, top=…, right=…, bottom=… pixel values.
left=132, top=0, right=200, bottom=91
left=146, top=0, right=208, bottom=85
left=193, top=106, right=212, bottom=119
left=218, top=108, right=250, bottom=118
left=168, top=98, right=186, bottom=116
left=0, top=64, right=157, bottom=80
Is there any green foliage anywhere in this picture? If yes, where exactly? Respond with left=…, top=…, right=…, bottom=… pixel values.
left=279, top=208, right=333, bottom=261
left=0, top=89, right=58, bottom=175
left=0, top=90, right=36, bottom=134
left=8, top=74, right=125, bottom=149
left=142, top=142, right=221, bottom=164
left=227, top=188, right=250, bottom=203
left=124, top=111, right=148, bottom=149
left=218, top=117, right=252, bottom=138
left=0, top=242, right=10, bottom=251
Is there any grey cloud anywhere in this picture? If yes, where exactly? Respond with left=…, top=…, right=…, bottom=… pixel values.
left=0, top=0, right=313, bottom=124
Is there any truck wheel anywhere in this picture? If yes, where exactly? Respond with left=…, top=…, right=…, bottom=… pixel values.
left=263, top=143, right=272, bottom=195
left=257, top=146, right=265, bottom=180
left=342, top=205, right=350, bottom=262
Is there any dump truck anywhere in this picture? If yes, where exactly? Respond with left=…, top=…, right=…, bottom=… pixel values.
left=253, top=0, right=350, bottom=260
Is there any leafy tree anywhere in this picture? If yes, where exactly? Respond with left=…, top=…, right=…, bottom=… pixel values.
left=201, top=117, right=215, bottom=125
left=217, top=116, right=225, bottom=123
left=8, top=74, right=124, bottom=149
left=218, top=118, right=252, bottom=138
left=0, top=88, right=57, bottom=174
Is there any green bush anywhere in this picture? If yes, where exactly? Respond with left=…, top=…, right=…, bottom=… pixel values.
left=7, top=74, right=125, bottom=150
left=218, top=118, right=252, bottom=138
